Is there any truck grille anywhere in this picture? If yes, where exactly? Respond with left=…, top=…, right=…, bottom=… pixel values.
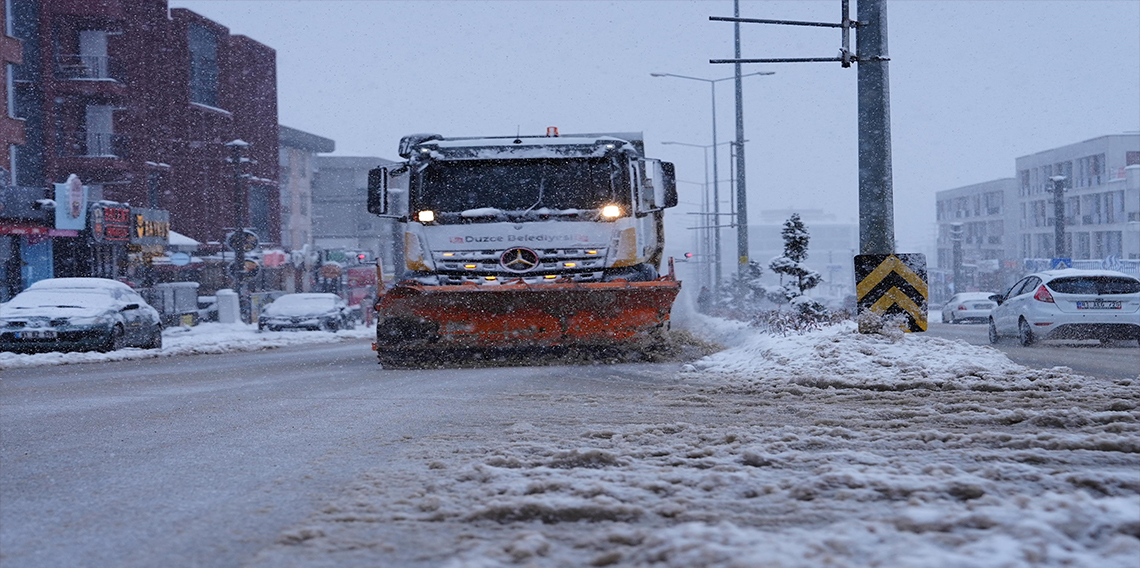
left=434, top=247, right=607, bottom=284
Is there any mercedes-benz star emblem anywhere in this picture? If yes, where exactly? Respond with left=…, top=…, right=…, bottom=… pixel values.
left=500, top=247, right=540, bottom=273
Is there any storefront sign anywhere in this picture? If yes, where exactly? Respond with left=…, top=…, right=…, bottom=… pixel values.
left=90, top=204, right=132, bottom=243
left=54, top=175, right=88, bottom=231
left=130, top=208, right=170, bottom=246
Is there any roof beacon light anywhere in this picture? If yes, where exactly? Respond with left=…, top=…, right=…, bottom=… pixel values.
left=546, top=126, right=559, bottom=137
left=601, top=205, right=622, bottom=219
left=417, top=210, right=436, bottom=223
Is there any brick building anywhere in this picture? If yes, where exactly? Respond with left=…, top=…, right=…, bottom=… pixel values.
left=7, top=0, right=278, bottom=245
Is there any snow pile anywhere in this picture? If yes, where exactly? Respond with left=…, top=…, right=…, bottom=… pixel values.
left=693, top=320, right=1089, bottom=392
left=0, top=322, right=373, bottom=370
left=245, top=321, right=1140, bottom=568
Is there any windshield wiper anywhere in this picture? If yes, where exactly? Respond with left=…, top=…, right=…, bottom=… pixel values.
left=522, top=177, right=545, bottom=215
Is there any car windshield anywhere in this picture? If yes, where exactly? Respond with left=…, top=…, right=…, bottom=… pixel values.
left=264, top=296, right=337, bottom=316
left=5, top=290, right=113, bottom=310
left=1047, top=276, right=1140, bottom=295
left=415, top=158, right=621, bottom=213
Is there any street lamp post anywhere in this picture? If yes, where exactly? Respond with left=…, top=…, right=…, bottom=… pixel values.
left=226, top=139, right=252, bottom=323
left=651, top=69, right=773, bottom=288
left=662, top=140, right=734, bottom=293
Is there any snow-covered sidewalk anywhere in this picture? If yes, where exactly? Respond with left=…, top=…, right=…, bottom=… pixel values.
left=0, top=322, right=373, bottom=370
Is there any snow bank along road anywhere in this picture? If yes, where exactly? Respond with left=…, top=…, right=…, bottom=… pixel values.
left=1, top=321, right=1137, bottom=567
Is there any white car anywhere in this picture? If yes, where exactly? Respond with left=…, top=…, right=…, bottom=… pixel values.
left=941, top=292, right=998, bottom=324
left=988, top=269, right=1140, bottom=346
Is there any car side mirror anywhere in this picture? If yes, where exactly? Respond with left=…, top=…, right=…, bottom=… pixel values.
left=122, top=303, right=140, bottom=311
left=988, top=294, right=1003, bottom=306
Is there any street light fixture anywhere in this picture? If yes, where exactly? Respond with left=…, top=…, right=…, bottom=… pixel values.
left=652, top=70, right=774, bottom=290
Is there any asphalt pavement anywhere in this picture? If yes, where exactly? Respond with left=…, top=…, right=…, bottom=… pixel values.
left=925, top=320, right=1139, bottom=382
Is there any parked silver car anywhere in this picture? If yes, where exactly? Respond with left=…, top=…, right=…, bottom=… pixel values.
left=0, top=278, right=163, bottom=353
left=988, top=269, right=1140, bottom=346
left=258, top=293, right=351, bottom=332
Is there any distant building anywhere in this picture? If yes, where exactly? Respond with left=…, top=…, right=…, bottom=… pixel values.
left=1014, top=134, right=1139, bottom=261
left=8, top=0, right=279, bottom=245
left=934, top=133, right=1139, bottom=299
left=934, top=178, right=1018, bottom=293
left=278, top=125, right=334, bottom=252
left=311, top=155, right=396, bottom=254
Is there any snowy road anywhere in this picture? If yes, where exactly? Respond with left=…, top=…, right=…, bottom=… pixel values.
left=926, top=321, right=1140, bottom=382
left=2, top=320, right=1138, bottom=567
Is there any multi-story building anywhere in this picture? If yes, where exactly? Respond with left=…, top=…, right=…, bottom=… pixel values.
left=8, top=0, right=278, bottom=246
left=311, top=156, right=396, bottom=254
left=1015, top=134, right=1139, bottom=261
left=2, top=0, right=23, bottom=178
left=278, top=125, right=334, bottom=252
left=935, top=133, right=1139, bottom=299
left=934, top=178, right=1018, bottom=293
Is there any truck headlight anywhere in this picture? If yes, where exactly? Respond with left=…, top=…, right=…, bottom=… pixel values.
left=601, top=205, right=622, bottom=219
left=417, top=210, right=436, bottom=223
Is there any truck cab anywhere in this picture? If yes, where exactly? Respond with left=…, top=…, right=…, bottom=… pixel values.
left=367, top=131, right=677, bottom=287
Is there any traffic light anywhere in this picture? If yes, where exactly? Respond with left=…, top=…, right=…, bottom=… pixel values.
left=357, top=253, right=367, bottom=262
left=684, top=252, right=693, bottom=259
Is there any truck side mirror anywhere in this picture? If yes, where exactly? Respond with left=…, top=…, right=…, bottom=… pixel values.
left=367, top=167, right=389, bottom=215
left=661, top=162, right=678, bottom=208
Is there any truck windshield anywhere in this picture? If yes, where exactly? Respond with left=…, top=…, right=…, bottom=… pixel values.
left=414, top=158, right=625, bottom=213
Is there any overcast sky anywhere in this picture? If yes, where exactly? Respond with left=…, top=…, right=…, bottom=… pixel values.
left=171, top=0, right=1140, bottom=257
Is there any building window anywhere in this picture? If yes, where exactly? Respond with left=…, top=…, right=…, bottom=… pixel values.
left=1127, top=151, right=1140, bottom=166
left=5, top=63, right=15, bottom=118
left=188, top=23, right=219, bottom=107
left=84, top=105, right=115, bottom=156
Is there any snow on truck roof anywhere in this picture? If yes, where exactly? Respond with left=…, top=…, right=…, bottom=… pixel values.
left=406, top=132, right=647, bottom=159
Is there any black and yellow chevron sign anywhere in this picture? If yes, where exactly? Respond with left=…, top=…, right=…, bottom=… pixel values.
left=854, top=253, right=928, bottom=332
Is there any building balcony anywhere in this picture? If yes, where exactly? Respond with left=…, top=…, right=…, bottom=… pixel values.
left=57, top=132, right=129, bottom=159
left=53, top=54, right=124, bottom=82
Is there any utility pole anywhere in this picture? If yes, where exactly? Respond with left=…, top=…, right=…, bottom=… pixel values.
left=226, top=139, right=251, bottom=323
left=1050, top=175, right=1068, bottom=259
left=856, top=0, right=894, bottom=255
left=733, top=0, right=750, bottom=274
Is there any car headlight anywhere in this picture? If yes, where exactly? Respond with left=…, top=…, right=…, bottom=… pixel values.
left=69, top=314, right=112, bottom=326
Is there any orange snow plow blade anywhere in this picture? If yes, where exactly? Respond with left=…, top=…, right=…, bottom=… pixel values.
left=374, top=278, right=680, bottom=354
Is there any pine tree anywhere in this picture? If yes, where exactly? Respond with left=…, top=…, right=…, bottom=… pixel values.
left=768, top=213, right=823, bottom=306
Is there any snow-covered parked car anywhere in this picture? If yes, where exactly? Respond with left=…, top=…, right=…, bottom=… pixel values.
left=940, top=292, right=998, bottom=324
left=257, top=293, right=351, bottom=332
left=0, top=278, right=163, bottom=353
left=988, top=269, right=1140, bottom=346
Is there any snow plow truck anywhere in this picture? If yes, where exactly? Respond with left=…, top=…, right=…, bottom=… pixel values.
left=366, top=129, right=681, bottom=365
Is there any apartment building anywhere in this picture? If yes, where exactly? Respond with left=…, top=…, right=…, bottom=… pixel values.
left=8, top=0, right=279, bottom=245
left=278, top=125, right=334, bottom=252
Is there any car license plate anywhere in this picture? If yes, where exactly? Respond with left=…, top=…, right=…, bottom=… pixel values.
left=972, top=304, right=991, bottom=309
left=16, top=330, right=57, bottom=339
left=1076, top=300, right=1121, bottom=310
